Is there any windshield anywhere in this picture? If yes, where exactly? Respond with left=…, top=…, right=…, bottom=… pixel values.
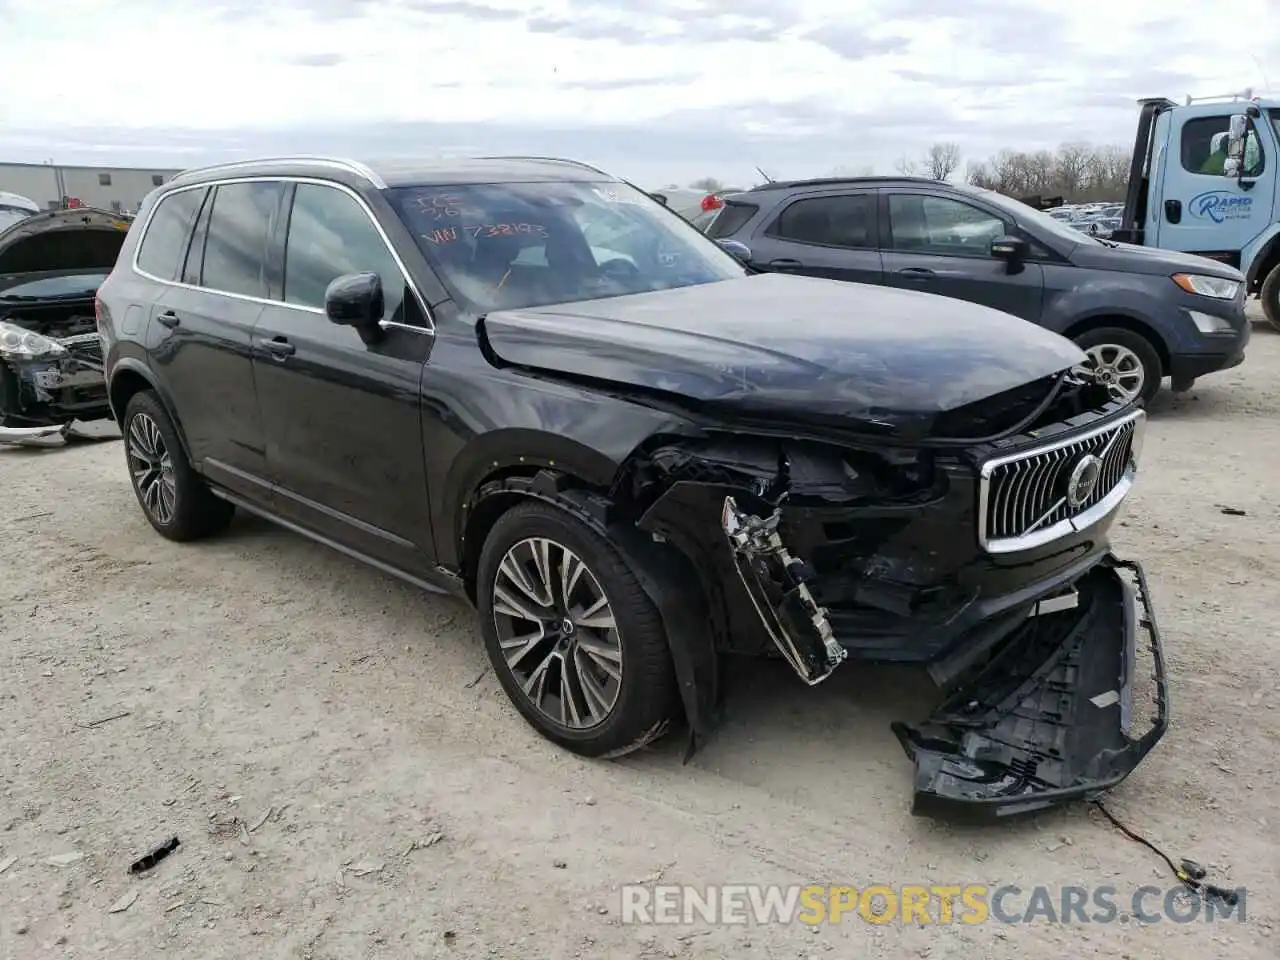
left=0, top=272, right=108, bottom=301
left=0, top=206, right=35, bottom=232
left=385, top=180, right=747, bottom=312
left=972, top=188, right=1096, bottom=246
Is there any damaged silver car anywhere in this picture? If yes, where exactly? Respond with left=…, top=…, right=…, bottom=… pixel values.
left=0, top=206, right=132, bottom=443
left=99, top=157, right=1168, bottom=819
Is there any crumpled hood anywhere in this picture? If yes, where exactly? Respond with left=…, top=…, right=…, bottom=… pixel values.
left=1070, top=238, right=1245, bottom=279
left=479, top=273, right=1085, bottom=428
left=0, top=207, right=131, bottom=278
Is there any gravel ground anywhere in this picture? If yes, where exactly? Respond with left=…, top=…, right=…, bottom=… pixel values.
left=2, top=309, right=1278, bottom=959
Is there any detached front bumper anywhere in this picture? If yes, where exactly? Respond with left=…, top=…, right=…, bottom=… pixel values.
left=892, top=557, right=1168, bottom=820
left=0, top=351, right=110, bottom=441
left=720, top=497, right=1167, bottom=818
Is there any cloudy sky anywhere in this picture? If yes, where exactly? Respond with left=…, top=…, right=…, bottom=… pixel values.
left=2, top=0, right=1278, bottom=187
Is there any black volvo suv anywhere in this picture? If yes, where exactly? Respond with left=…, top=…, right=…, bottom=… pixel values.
left=97, top=155, right=1168, bottom=819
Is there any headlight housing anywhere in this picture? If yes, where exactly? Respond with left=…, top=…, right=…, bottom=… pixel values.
left=1172, top=273, right=1240, bottom=299
left=0, top=320, right=67, bottom=360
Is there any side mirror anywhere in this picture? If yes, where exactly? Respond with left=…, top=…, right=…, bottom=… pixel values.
left=1227, top=114, right=1248, bottom=159
left=717, top=239, right=753, bottom=264
left=325, top=272, right=384, bottom=334
left=990, top=235, right=1028, bottom=260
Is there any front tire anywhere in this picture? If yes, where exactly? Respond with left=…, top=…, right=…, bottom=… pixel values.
left=1073, top=327, right=1163, bottom=406
left=1260, top=263, right=1280, bottom=332
left=122, top=390, right=233, bottom=541
left=476, top=500, right=679, bottom=758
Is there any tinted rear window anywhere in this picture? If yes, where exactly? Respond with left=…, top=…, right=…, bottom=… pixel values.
left=199, top=182, right=285, bottom=298
left=706, top=201, right=758, bottom=238
left=136, top=188, right=206, bottom=281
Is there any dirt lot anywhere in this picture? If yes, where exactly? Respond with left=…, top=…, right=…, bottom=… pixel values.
left=2, top=310, right=1278, bottom=960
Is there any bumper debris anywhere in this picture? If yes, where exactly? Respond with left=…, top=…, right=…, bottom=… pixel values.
left=892, top=557, right=1168, bottom=819
left=721, top=495, right=847, bottom=685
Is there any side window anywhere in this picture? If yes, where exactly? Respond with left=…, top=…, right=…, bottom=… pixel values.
left=1181, top=116, right=1266, bottom=176
left=887, top=195, right=1005, bottom=256
left=283, top=182, right=407, bottom=321
left=765, top=195, right=872, bottom=248
left=201, top=181, right=285, bottom=299
left=705, top=201, right=759, bottom=238
left=135, top=188, right=206, bottom=281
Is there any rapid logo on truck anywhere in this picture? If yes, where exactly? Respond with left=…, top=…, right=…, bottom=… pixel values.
left=1189, top=190, right=1253, bottom=223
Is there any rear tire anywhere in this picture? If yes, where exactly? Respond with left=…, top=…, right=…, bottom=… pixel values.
left=1072, top=327, right=1163, bottom=407
left=1259, top=263, right=1280, bottom=332
left=122, top=390, right=233, bottom=541
left=476, top=500, right=679, bottom=758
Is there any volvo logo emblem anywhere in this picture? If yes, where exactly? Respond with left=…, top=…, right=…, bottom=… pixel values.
left=1066, top=454, right=1103, bottom=509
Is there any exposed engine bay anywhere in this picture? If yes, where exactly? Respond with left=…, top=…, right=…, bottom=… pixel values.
left=583, top=375, right=1167, bottom=818
left=0, top=207, right=129, bottom=443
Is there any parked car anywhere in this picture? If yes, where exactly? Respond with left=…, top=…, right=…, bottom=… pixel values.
left=702, top=176, right=1249, bottom=404
left=0, top=191, right=41, bottom=231
left=0, top=206, right=133, bottom=442
left=97, top=156, right=1166, bottom=819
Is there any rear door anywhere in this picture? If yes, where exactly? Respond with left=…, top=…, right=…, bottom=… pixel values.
left=879, top=189, right=1044, bottom=321
left=745, top=191, right=883, bottom=283
left=251, top=180, right=436, bottom=573
left=139, top=181, right=283, bottom=501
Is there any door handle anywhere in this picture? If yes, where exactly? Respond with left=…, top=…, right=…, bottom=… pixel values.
left=897, top=267, right=936, bottom=279
left=766, top=258, right=804, bottom=270
left=263, top=336, right=295, bottom=359
left=156, top=310, right=180, bottom=329
left=1164, top=199, right=1182, bottom=224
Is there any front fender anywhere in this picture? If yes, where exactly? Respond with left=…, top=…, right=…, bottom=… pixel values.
left=1242, top=222, right=1280, bottom=287
left=1040, top=279, right=1174, bottom=351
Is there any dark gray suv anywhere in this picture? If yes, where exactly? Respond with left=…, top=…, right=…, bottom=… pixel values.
left=704, top=176, right=1250, bottom=405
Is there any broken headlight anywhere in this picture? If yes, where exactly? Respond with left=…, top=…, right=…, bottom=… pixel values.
left=0, top=320, right=67, bottom=360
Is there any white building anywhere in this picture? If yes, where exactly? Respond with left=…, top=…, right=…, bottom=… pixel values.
left=0, top=161, right=185, bottom=215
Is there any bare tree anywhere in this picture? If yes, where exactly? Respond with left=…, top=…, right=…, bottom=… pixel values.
left=689, top=177, right=724, bottom=193
left=893, top=154, right=917, bottom=176
left=923, top=142, right=962, bottom=181
left=961, top=142, right=1131, bottom=202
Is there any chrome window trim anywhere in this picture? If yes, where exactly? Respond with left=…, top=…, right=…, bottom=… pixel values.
left=130, top=175, right=434, bottom=335
left=976, top=406, right=1145, bottom=555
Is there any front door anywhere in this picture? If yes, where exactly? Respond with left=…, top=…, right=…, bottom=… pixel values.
left=252, top=180, right=436, bottom=574
left=745, top=191, right=884, bottom=283
left=1152, top=110, right=1275, bottom=260
left=880, top=190, right=1045, bottom=322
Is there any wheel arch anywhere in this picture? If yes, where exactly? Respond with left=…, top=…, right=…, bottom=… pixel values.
left=1243, top=224, right=1280, bottom=292
left=446, top=430, right=624, bottom=599
left=107, top=359, right=194, bottom=461
left=1061, top=313, right=1170, bottom=376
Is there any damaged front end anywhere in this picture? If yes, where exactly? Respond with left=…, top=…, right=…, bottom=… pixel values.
left=0, top=208, right=129, bottom=443
left=621, top=383, right=1167, bottom=818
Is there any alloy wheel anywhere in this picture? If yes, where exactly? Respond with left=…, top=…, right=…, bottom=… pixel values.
left=1078, top=343, right=1145, bottom=403
left=127, top=412, right=177, bottom=525
left=490, top=537, right=623, bottom=729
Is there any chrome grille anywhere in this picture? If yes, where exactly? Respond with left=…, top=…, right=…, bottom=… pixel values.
left=978, top=409, right=1144, bottom=553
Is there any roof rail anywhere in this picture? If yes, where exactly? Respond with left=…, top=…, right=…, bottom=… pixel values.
left=747, top=174, right=938, bottom=191
left=170, top=156, right=387, bottom=189
left=476, top=155, right=614, bottom=177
